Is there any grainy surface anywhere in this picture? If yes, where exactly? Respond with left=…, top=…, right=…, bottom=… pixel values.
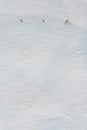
left=0, top=0, right=87, bottom=129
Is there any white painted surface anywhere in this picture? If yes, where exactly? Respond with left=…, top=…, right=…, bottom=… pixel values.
left=0, top=0, right=87, bottom=129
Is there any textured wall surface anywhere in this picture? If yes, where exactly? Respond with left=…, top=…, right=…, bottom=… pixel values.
left=0, top=0, right=87, bottom=129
